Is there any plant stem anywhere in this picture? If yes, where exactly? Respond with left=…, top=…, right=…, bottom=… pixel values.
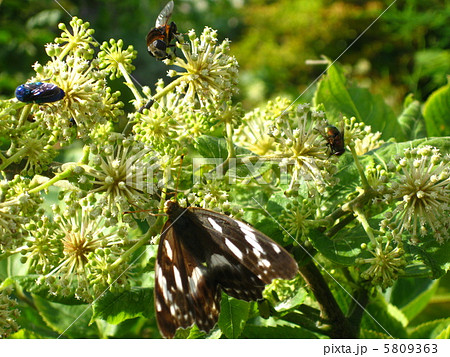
left=28, top=165, right=75, bottom=194
left=298, top=261, right=357, bottom=338
left=350, top=144, right=370, bottom=189
left=0, top=147, right=28, bottom=171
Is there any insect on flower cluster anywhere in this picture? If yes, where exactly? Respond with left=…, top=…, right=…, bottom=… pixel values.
left=0, top=0, right=448, bottom=341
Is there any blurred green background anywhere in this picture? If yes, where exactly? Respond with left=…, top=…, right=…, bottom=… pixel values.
left=1, top=0, right=449, bottom=114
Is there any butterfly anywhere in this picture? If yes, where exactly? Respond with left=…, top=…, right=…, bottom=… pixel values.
left=15, top=82, right=65, bottom=104
left=154, top=199, right=299, bottom=338
left=146, top=0, right=178, bottom=60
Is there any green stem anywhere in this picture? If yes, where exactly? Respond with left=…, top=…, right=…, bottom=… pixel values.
left=225, top=119, right=235, bottom=160
left=18, top=104, right=32, bottom=127
left=28, top=166, right=76, bottom=194
left=0, top=147, right=28, bottom=171
left=349, top=144, right=370, bottom=189
left=119, top=63, right=142, bottom=105
left=58, top=42, right=77, bottom=61
left=353, top=207, right=377, bottom=246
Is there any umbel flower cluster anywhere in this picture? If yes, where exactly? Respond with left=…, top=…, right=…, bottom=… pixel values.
left=0, top=15, right=448, bottom=338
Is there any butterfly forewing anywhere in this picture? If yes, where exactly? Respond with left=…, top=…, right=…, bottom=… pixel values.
left=154, top=200, right=299, bottom=338
left=155, top=216, right=220, bottom=338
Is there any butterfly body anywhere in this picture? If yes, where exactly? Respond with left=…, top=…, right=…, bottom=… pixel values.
left=15, top=82, right=65, bottom=104
left=155, top=200, right=298, bottom=338
left=146, top=1, right=178, bottom=60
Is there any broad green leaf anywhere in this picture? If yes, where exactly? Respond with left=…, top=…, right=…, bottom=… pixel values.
left=435, top=324, right=450, bottom=339
left=397, top=98, right=426, bottom=139
left=314, top=62, right=399, bottom=141
left=242, top=316, right=318, bottom=338
left=405, top=239, right=450, bottom=280
left=16, top=302, right=60, bottom=338
left=359, top=329, right=393, bottom=339
left=91, top=287, right=153, bottom=325
left=9, top=329, right=44, bottom=339
left=33, top=295, right=98, bottom=338
left=361, top=293, right=407, bottom=338
left=308, top=223, right=365, bottom=266
left=193, top=135, right=253, bottom=160
left=273, top=287, right=308, bottom=312
left=423, top=83, right=450, bottom=137
left=386, top=278, right=439, bottom=321
left=194, top=135, right=229, bottom=159
left=409, top=318, right=450, bottom=339
left=218, top=295, right=250, bottom=338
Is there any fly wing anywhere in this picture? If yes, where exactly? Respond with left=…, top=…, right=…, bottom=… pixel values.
left=155, top=0, right=174, bottom=27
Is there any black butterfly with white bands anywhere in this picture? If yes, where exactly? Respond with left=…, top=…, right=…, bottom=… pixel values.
left=154, top=200, right=299, bottom=338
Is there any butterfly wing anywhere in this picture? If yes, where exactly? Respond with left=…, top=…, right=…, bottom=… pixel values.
left=155, top=219, right=220, bottom=338
left=155, top=201, right=298, bottom=338
left=190, top=207, right=299, bottom=300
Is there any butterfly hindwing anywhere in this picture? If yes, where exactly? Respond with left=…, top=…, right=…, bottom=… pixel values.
left=191, top=207, right=298, bottom=283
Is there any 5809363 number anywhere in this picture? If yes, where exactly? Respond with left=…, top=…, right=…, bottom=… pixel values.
left=383, top=343, right=438, bottom=354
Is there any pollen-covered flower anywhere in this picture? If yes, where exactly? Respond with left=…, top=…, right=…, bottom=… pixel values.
left=235, top=97, right=292, bottom=156
left=133, top=88, right=183, bottom=152
left=36, top=199, right=130, bottom=302
left=0, top=286, right=20, bottom=339
left=344, top=117, right=384, bottom=155
left=54, top=17, right=97, bottom=60
left=80, top=134, right=161, bottom=217
left=382, top=146, right=450, bottom=244
left=98, top=39, right=137, bottom=80
left=169, top=27, right=239, bottom=107
left=357, top=235, right=406, bottom=289
left=31, top=56, right=123, bottom=141
left=279, top=198, right=317, bottom=244
left=268, top=104, right=336, bottom=190
left=22, top=215, right=63, bottom=274
left=0, top=176, right=42, bottom=253
left=10, top=126, right=57, bottom=176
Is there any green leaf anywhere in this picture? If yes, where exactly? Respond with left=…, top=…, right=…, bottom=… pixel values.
left=308, top=224, right=364, bottom=266
left=397, top=97, right=426, bottom=139
left=193, top=135, right=253, bottom=160
left=194, top=135, right=229, bottom=159
left=386, top=278, right=439, bottom=321
left=91, top=287, right=153, bottom=325
left=435, top=324, right=450, bottom=339
left=405, top=239, right=450, bottom=280
left=423, top=83, right=450, bottom=137
left=273, top=287, right=308, bottom=312
left=314, top=62, right=399, bottom=140
left=409, top=318, right=450, bottom=339
left=359, top=329, right=393, bottom=339
left=242, top=316, right=318, bottom=338
left=33, top=295, right=98, bottom=338
left=16, top=303, right=60, bottom=338
left=218, top=295, right=250, bottom=338
left=361, top=293, right=407, bottom=338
